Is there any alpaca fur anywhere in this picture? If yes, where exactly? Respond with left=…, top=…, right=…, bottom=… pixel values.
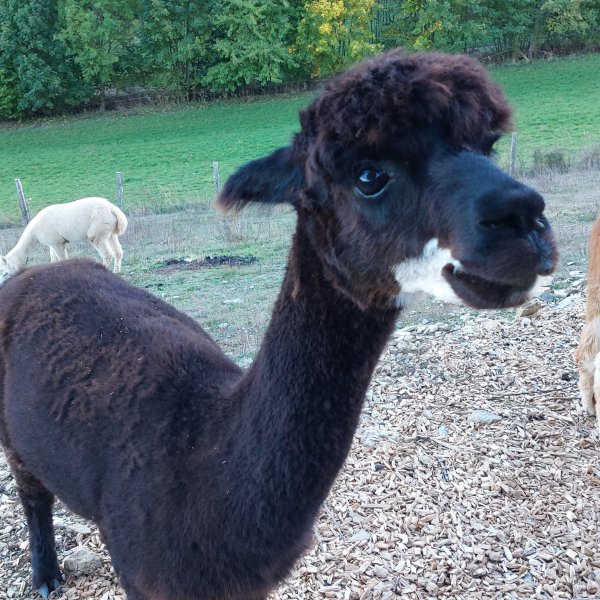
left=0, top=50, right=558, bottom=600
left=0, top=196, right=127, bottom=281
left=575, top=215, right=600, bottom=431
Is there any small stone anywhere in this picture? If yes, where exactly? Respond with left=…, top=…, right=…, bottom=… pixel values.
left=65, top=523, right=92, bottom=535
left=422, top=409, right=433, bottom=420
left=359, top=429, right=399, bottom=447
left=373, top=566, right=388, bottom=578
left=63, top=546, right=102, bottom=576
left=468, top=410, right=502, bottom=426
left=349, top=530, right=372, bottom=542
left=479, top=318, right=498, bottom=330
left=515, top=298, right=544, bottom=318
left=556, top=295, right=580, bottom=309
left=438, top=425, right=449, bottom=437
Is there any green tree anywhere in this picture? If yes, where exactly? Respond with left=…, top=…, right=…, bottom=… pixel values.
left=295, top=0, right=381, bottom=77
left=204, top=0, right=298, bottom=92
left=0, top=0, right=83, bottom=118
left=542, top=0, right=600, bottom=44
left=58, top=0, right=138, bottom=109
left=138, top=0, right=212, bottom=97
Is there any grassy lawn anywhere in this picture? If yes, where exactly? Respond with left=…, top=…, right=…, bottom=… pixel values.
left=0, top=53, right=598, bottom=224
left=491, top=53, right=600, bottom=170
left=0, top=94, right=311, bottom=221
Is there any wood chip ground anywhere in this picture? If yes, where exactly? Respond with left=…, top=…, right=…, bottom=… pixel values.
left=1, top=294, right=598, bottom=599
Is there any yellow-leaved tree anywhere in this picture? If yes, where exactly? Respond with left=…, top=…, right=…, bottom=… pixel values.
left=295, top=0, right=381, bottom=78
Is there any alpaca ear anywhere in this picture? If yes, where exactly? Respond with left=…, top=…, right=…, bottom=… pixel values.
left=217, top=146, right=305, bottom=213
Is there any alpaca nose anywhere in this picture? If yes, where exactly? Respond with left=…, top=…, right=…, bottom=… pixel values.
left=478, top=186, right=546, bottom=235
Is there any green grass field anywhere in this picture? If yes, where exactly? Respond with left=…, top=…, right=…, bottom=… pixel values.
left=0, top=94, right=311, bottom=221
left=491, top=53, right=600, bottom=170
left=0, top=52, right=598, bottom=223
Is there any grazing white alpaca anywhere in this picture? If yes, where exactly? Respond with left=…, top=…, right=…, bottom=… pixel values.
left=575, top=215, right=600, bottom=432
left=0, top=197, right=127, bottom=282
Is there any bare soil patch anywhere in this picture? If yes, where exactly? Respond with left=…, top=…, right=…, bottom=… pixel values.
left=156, top=254, right=259, bottom=273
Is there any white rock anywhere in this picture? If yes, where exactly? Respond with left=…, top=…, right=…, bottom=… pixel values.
left=438, top=425, right=449, bottom=437
left=65, top=523, right=92, bottom=535
left=557, top=295, right=581, bottom=309
left=360, top=429, right=399, bottom=447
left=468, top=410, right=502, bottom=426
left=63, top=546, right=102, bottom=576
left=349, top=530, right=372, bottom=542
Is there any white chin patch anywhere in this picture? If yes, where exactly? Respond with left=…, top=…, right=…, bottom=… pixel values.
left=394, top=239, right=463, bottom=307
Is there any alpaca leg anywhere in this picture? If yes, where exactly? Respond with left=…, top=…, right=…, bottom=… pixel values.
left=579, top=364, right=596, bottom=416
left=50, top=245, right=68, bottom=262
left=91, top=239, right=114, bottom=270
left=593, top=354, right=600, bottom=431
left=100, top=239, right=116, bottom=270
left=109, top=234, right=124, bottom=273
left=7, top=452, right=62, bottom=597
left=49, top=247, right=61, bottom=262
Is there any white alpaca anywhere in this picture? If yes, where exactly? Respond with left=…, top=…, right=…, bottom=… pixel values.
left=0, top=197, right=127, bottom=283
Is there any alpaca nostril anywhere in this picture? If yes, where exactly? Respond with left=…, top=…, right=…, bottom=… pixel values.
left=479, top=214, right=522, bottom=232
left=477, top=184, right=546, bottom=236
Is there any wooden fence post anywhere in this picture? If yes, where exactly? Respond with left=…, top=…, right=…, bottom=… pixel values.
left=509, top=132, right=518, bottom=177
left=116, top=171, right=123, bottom=208
left=213, top=162, right=220, bottom=196
left=14, top=178, right=30, bottom=225
left=215, top=161, right=233, bottom=239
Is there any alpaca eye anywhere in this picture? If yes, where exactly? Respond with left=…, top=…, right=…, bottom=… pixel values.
left=355, top=167, right=390, bottom=197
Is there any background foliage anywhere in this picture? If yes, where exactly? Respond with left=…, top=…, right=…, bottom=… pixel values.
left=0, top=0, right=598, bottom=118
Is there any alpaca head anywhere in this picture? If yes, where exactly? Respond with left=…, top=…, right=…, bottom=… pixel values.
left=0, top=256, right=16, bottom=285
left=219, top=50, right=558, bottom=310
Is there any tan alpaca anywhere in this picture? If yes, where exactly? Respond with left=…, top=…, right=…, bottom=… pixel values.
left=0, top=197, right=127, bottom=282
left=575, top=215, right=600, bottom=432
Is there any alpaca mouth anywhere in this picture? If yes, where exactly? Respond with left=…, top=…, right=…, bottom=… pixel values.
left=441, top=263, right=536, bottom=309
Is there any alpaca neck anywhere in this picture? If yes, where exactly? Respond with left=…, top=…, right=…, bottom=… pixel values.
left=5, top=223, right=36, bottom=271
left=225, top=219, right=398, bottom=545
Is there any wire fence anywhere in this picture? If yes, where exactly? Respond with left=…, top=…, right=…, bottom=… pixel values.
left=3, top=140, right=599, bottom=229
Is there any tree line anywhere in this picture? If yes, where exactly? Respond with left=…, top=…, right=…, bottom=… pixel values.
left=0, top=0, right=598, bottom=119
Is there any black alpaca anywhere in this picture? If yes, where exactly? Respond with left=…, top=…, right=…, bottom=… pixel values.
left=0, top=50, right=557, bottom=600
